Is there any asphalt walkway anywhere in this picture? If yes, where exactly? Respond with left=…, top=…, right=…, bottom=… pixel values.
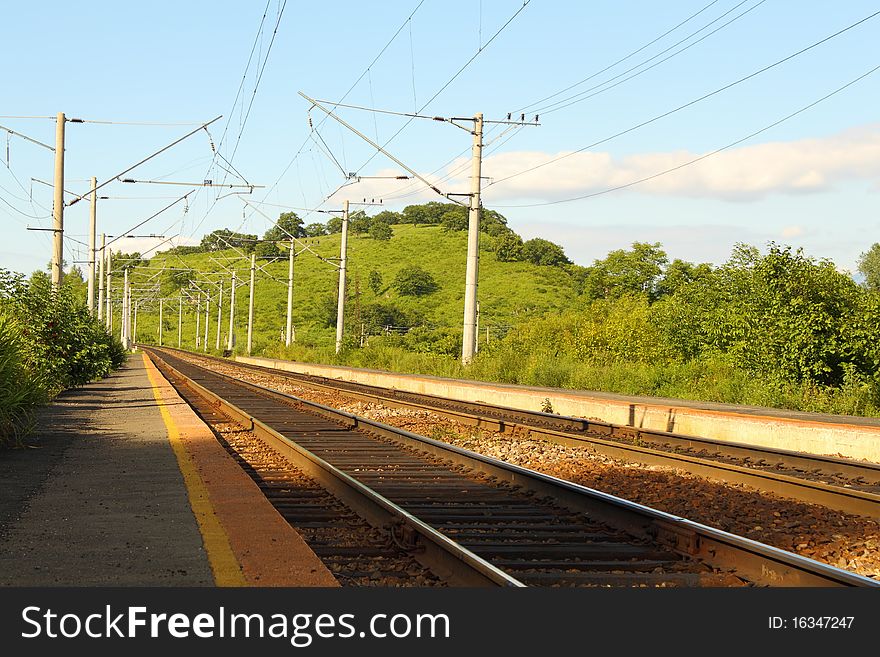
left=0, top=352, right=336, bottom=587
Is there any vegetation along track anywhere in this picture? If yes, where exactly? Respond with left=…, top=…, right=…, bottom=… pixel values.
left=145, top=347, right=876, bottom=587
left=163, top=348, right=880, bottom=518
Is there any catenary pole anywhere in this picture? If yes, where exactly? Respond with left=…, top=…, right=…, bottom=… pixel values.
left=97, top=233, right=105, bottom=321
left=216, top=284, right=223, bottom=350
left=227, top=271, right=236, bottom=352
left=87, top=176, right=97, bottom=313
left=335, top=200, right=349, bottom=354
left=195, top=292, right=201, bottom=348
left=247, top=253, right=256, bottom=355
left=51, top=112, right=65, bottom=288
left=159, top=298, right=164, bottom=346
left=105, top=249, right=112, bottom=331
left=204, top=296, right=210, bottom=352
left=461, top=113, right=483, bottom=364
left=178, top=295, right=183, bottom=348
left=286, top=238, right=295, bottom=346
left=121, top=267, right=129, bottom=347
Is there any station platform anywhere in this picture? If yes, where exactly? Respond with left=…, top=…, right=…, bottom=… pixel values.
left=0, top=352, right=338, bottom=587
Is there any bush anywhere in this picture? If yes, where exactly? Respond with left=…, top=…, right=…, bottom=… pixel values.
left=0, top=268, right=126, bottom=446
left=393, top=265, right=439, bottom=296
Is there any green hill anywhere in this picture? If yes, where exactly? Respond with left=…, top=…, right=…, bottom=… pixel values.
left=129, top=224, right=579, bottom=355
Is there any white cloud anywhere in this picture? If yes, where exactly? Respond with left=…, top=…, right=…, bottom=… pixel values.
left=468, top=124, right=880, bottom=203
left=781, top=225, right=805, bottom=238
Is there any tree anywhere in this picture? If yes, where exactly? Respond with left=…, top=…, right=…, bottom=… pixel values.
left=368, top=270, right=383, bottom=295
left=169, top=268, right=195, bottom=290
left=656, top=259, right=713, bottom=297
left=393, top=265, right=438, bottom=296
left=303, top=222, right=327, bottom=237
left=858, top=243, right=880, bottom=290
left=521, top=238, right=572, bottom=267
left=584, top=242, right=667, bottom=300
left=440, top=208, right=468, bottom=231
left=255, top=241, right=282, bottom=259
left=348, top=210, right=371, bottom=234
left=200, top=229, right=257, bottom=252
left=495, top=233, right=524, bottom=262
left=369, top=220, right=392, bottom=240
left=326, top=216, right=343, bottom=234
left=264, top=211, right=305, bottom=241
left=372, top=210, right=403, bottom=225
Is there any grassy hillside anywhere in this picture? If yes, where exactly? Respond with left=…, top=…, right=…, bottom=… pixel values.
left=130, top=224, right=579, bottom=354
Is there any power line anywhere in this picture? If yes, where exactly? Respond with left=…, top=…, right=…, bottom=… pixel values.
left=518, top=0, right=759, bottom=115
left=492, top=63, right=880, bottom=208
left=351, top=0, right=533, bottom=177
left=237, top=0, right=429, bottom=237
left=487, top=9, right=880, bottom=189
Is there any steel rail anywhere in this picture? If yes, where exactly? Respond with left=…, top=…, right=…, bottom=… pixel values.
left=153, top=347, right=880, bottom=518
left=145, top=347, right=879, bottom=588
left=148, top=350, right=522, bottom=588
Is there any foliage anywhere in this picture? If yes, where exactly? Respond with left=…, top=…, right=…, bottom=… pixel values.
left=360, top=302, right=412, bottom=333
left=0, top=268, right=125, bottom=446
left=858, top=242, right=880, bottom=290
left=582, top=242, right=668, bottom=300
left=348, top=210, right=371, bottom=234
left=255, top=241, right=283, bottom=259
left=369, top=219, right=392, bottom=241
left=200, top=228, right=257, bottom=252
left=169, top=268, right=195, bottom=290
left=304, top=222, right=328, bottom=237
left=495, top=233, right=524, bottom=262
left=368, top=270, right=383, bottom=295
left=521, top=238, right=572, bottom=267
left=264, top=211, right=305, bottom=241
left=326, top=216, right=343, bottom=234
left=393, top=265, right=439, bottom=296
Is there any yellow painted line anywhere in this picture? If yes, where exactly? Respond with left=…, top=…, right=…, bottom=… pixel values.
left=141, top=353, right=246, bottom=587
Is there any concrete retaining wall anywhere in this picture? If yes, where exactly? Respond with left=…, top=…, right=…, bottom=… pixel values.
left=237, top=356, right=880, bottom=463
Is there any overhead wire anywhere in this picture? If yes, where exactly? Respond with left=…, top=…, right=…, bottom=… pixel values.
left=492, top=63, right=880, bottom=208
left=533, top=0, right=769, bottom=116
left=486, top=9, right=880, bottom=190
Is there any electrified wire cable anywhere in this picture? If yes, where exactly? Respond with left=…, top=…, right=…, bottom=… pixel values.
left=487, top=9, right=880, bottom=189
left=492, top=63, right=880, bottom=208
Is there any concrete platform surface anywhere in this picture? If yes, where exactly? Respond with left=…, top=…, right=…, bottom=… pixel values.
left=0, top=352, right=337, bottom=587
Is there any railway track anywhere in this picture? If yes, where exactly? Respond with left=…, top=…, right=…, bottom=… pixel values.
left=157, top=347, right=880, bottom=518
left=145, top=347, right=878, bottom=587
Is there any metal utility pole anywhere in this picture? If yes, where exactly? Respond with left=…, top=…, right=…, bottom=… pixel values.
left=335, top=200, right=349, bottom=354
left=216, top=284, right=223, bottom=351
left=247, top=253, right=256, bottom=355
left=105, top=249, right=112, bottom=330
left=133, top=299, right=139, bottom=345
left=195, top=293, right=201, bottom=349
left=97, top=233, right=105, bottom=321
left=286, top=239, right=295, bottom=347
left=87, top=176, right=97, bottom=313
left=51, top=112, right=65, bottom=288
left=227, top=271, right=236, bottom=352
left=178, top=296, right=183, bottom=348
left=159, top=298, right=164, bottom=346
left=203, top=296, right=210, bottom=352
left=461, top=113, right=483, bottom=364
left=121, top=267, right=129, bottom=348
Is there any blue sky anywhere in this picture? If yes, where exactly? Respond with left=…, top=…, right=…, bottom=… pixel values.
left=1, top=0, right=878, bottom=276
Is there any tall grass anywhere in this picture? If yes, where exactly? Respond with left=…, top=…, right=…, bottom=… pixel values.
left=0, top=312, right=49, bottom=446
left=0, top=269, right=127, bottom=447
left=261, top=339, right=880, bottom=418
